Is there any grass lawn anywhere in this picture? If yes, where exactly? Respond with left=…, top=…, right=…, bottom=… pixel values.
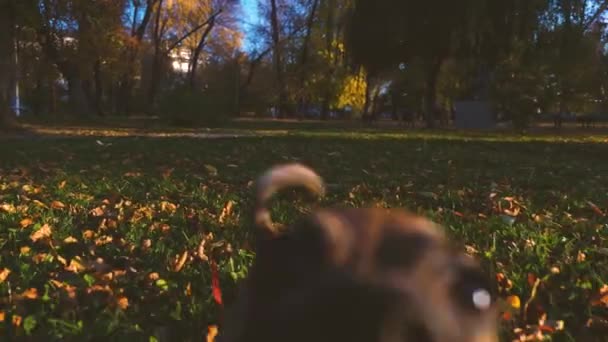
left=1, top=124, right=607, bottom=341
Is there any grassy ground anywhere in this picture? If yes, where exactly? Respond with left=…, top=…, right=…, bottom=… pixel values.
left=0, top=123, right=607, bottom=341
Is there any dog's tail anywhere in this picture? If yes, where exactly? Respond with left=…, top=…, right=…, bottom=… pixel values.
left=254, top=163, right=325, bottom=236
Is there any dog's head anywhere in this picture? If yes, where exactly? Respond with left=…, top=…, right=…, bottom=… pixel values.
left=220, top=164, right=498, bottom=342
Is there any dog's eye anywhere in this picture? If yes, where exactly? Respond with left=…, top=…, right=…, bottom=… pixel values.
left=450, top=266, right=494, bottom=313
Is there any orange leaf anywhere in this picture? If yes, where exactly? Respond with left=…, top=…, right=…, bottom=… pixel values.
left=148, top=272, right=160, bottom=281
left=65, top=258, right=86, bottom=273
left=219, top=200, right=235, bottom=224
left=0, top=203, right=16, bottom=213
left=20, top=246, right=31, bottom=255
left=12, top=314, right=22, bottom=327
left=0, top=311, right=4, bottom=322
left=30, top=224, right=52, bottom=242
left=51, top=201, right=66, bottom=209
left=116, top=296, right=129, bottom=310
left=22, top=288, right=38, bottom=300
left=502, top=311, right=512, bottom=321
left=90, top=207, right=105, bottom=217
left=173, top=251, right=189, bottom=272
left=20, top=218, right=33, bottom=228
left=207, top=325, right=219, bottom=342
left=59, top=180, right=67, bottom=189
left=0, top=268, right=11, bottom=283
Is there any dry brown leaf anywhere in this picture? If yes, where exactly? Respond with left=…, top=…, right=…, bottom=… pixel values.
left=0, top=268, right=11, bottom=283
left=30, top=224, right=52, bottom=243
left=59, top=180, right=67, bottom=189
left=173, top=251, right=189, bottom=272
left=148, top=272, right=160, bottom=281
left=51, top=200, right=66, bottom=209
left=591, top=285, right=608, bottom=307
left=577, top=251, right=587, bottom=262
left=19, top=246, right=31, bottom=255
left=22, top=288, right=38, bottom=300
left=20, top=218, right=33, bottom=228
left=86, top=284, right=113, bottom=295
left=186, top=282, right=192, bottom=296
left=141, top=239, right=152, bottom=251
left=218, top=200, right=235, bottom=224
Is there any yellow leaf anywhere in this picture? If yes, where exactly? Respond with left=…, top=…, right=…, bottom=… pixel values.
left=0, top=311, right=4, bottom=322
left=59, top=180, right=67, bottom=189
left=506, top=295, right=521, bottom=309
left=90, top=207, right=105, bottom=217
left=32, top=200, right=48, bottom=208
left=20, top=218, right=33, bottom=228
left=0, top=268, right=11, bottom=283
left=51, top=200, right=66, bottom=209
left=20, top=246, right=31, bottom=255
left=82, top=230, right=96, bottom=240
left=30, top=224, right=52, bottom=242
left=161, top=201, right=177, bottom=214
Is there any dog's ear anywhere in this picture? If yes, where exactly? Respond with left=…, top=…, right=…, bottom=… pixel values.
left=254, top=164, right=325, bottom=238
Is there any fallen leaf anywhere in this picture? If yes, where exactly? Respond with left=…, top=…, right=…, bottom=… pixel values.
left=59, top=180, right=67, bottom=189
left=51, top=201, right=66, bottom=209
left=207, top=325, right=219, bottom=342
left=12, top=314, right=22, bottom=327
left=148, top=272, right=160, bottom=281
left=30, top=224, right=52, bottom=243
left=20, top=218, right=33, bottom=228
left=161, top=201, right=177, bottom=214
left=587, top=201, right=605, bottom=216
left=210, top=260, right=223, bottom=306
left=577, top=251, right=586, bottom=262
left=527, top=273, right=538, bottom=287
left=116, top=296, right=129, bottom=310
left=591, top=285, right=608, bottom=307
left=506, top=295, right=521, bottom=309
left=0, top=312, right=4, bottom=322
left=204, top=164, right=218, bottom=176
left=82, top=230, right=95, bottom=240
left=218, top=200, right=235, bottom=224
left=20, top=246, right=31, bottom=255
left=65, top=258, right=87, bottom=273
left=173, top=251, right=189, bottom=272
left=32, top=200, right=47, bottom=208
left=0, top=268, right=11, bottom=283
left=90, top=207, right=105, bottom=217
left=22, top=288, right=38, bottom=300
left=63, top=236, right=78, bottom=244
left=0, top=203, right=16, bottom=213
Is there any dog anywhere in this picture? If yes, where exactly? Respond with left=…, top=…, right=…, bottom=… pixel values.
left=219, top=163, right=498, bottom=342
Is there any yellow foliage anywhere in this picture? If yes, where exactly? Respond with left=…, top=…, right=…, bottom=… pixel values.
left=336, top=68, right=367, bottom=113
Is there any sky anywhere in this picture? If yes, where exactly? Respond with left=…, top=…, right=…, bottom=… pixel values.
left=239, top=0, right=261, bottom=53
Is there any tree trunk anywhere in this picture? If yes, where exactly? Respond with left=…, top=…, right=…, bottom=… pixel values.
left=297, top=0, right=319, bottom=118
left=270, top=0, right=287, bottom=118
left=119, top=0, right=156, bottom=115
left=189, top=16, right=216, bottom=89
left=147, top=0, right=164, bottom=110
left=0, top=0, right=16, bottom=130
left=320, top=0, right=335, bottom=121
left=93, top=59, right=104, bottom=116
left=424, top=57, right=445, bottom=129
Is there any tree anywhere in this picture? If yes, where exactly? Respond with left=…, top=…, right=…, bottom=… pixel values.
left=345, top=0, right=553, bottom=128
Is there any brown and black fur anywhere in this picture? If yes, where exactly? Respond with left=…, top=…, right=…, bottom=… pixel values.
left=220, top=164, right=499, bottom=342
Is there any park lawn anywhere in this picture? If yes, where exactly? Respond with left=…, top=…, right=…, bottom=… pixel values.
left=0, top=128, right=607, bottom=341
